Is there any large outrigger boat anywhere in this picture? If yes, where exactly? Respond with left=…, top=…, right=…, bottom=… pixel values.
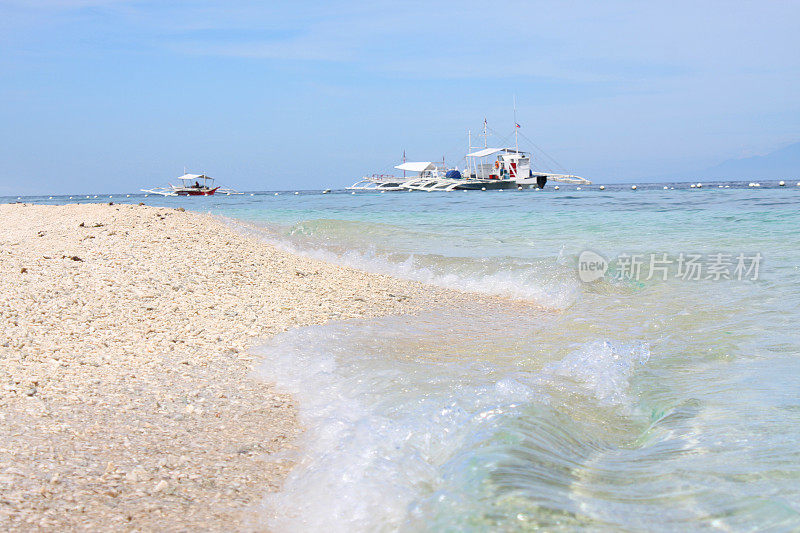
left=347, top=119, right=589, bottom=192
left=142, top=173, right=242, bottom=197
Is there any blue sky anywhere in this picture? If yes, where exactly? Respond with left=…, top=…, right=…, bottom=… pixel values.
left=1, top=0, right=798, bottom=194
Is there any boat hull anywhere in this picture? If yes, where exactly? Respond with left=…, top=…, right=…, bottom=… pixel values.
left=453, top=179, right=517, bottom=190
left=175, top=187, right=220, bottom=196
left=346, top=183, right=405, bottom=191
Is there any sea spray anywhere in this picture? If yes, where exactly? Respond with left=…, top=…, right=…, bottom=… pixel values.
left=542, top=340, right=651, bottom=407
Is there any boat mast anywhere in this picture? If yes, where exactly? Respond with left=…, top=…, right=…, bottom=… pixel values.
left=514, top=95, right=518, bottom=153
left=468, top=130, right=474, bottom=176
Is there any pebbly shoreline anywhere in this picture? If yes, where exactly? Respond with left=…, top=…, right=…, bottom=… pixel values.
left=0, top=202, right=487, bottom=531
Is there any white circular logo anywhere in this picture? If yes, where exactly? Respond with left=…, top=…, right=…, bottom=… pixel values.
left=578, top=250, right=608, bottom=282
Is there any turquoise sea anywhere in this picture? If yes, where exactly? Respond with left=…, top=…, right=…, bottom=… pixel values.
left=11, top=181, right=800, bottom=531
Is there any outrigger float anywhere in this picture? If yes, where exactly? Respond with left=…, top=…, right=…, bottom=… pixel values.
left=141, top=173, right=243, bottom=197
left=346, top=174, right=408, bottom=192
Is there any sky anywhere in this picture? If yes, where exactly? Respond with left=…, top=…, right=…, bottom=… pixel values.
left=1, top=0, right=799, bottom=194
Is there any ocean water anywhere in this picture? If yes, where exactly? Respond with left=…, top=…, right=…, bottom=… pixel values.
left=11, top=182, right=800, bottom=530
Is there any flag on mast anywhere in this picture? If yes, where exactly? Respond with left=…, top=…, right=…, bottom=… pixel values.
left=515, top=123, right=521, bottom=128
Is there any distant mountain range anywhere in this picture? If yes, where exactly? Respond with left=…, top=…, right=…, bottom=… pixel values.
left=704, top=142, right=800, bottom=179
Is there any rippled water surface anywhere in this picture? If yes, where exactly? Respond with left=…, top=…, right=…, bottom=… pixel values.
left=15, top=183, right=800, bottom=530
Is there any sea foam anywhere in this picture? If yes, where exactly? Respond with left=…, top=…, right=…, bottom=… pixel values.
left=222, top=216, right=580, bottom=309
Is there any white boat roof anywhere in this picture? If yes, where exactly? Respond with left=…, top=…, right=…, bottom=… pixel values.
left=177, top=173, right=211, bottom=180
left=394, top=162, right=436, bottom=172
left=466, top=148, right=504, bottom=158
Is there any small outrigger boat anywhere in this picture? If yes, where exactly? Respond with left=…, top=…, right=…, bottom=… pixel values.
left=141, top=173, right=242, bottom=197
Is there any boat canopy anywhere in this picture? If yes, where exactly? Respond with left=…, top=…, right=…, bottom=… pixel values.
left=394, top=162, right=436, bottom=172
left=177, top=173, right=211, bottom=181
left=466, top=148, right=504, bottom=158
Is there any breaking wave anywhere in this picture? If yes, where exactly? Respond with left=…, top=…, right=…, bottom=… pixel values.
left=253, top=312, right=659, bottom=532
left=221, top=217, right=580, bottom=309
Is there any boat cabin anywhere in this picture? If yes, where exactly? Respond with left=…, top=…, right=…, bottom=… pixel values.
left=393, top=161, right=444, bottom=179
left=465, top=148, right=532, bottom=180
left=177, top=173, right=214, bottom=189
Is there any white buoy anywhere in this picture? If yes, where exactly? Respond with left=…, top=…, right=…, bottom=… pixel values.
left=322, top=189, right=331, bottom=194
left=671, top=187, right=675, bottom=190
left=351, top=191, right=356, bottom=195
left=93, top=195, right=98, bottom=198
left=718, top=185, right=723, bottom=188
left=631, top=185, right=637, bottom=190
left=755, top=183, right=761, bottom=187
left=797, top=182, right=800, bottom=187
left=274, top=192, right=279, bottom=196
left=576, top=187, right=581, bottom=191
left=748, top=182, right=755, bottom=187
left=294, top=191, right=299, bottom=195
left=554, top=186, right=560, bottom=190
left=696, top=183, right=702, bottom=188
left=17, top=197, right=21, bottom=200
left=663, top=186, right=668, bottom=190
left=69, top=196, right=73, bottom=199
left=517, top=186, right=522, bottom=190
left=126, top=194, right=130, bottom=197
left=381, top=190, right=386, bottom=193
left=599, top=185, right=605, bottom=190
left=725, top=185, right=730, bottom=188
left=250, top=193, right=254, bottom=196
left=48, top=196, right=53, bottom=199
left=481, top=187, right=486, bottom=191
left=779, top=180, right=785, bottom=186
left=690, top=183, right=696, bottom=188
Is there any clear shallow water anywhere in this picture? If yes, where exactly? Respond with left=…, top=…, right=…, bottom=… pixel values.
left=11, top=182, right=800, bottom=530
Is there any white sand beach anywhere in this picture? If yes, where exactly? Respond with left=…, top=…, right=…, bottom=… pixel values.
left=0, top=202, right=487, bottom=531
